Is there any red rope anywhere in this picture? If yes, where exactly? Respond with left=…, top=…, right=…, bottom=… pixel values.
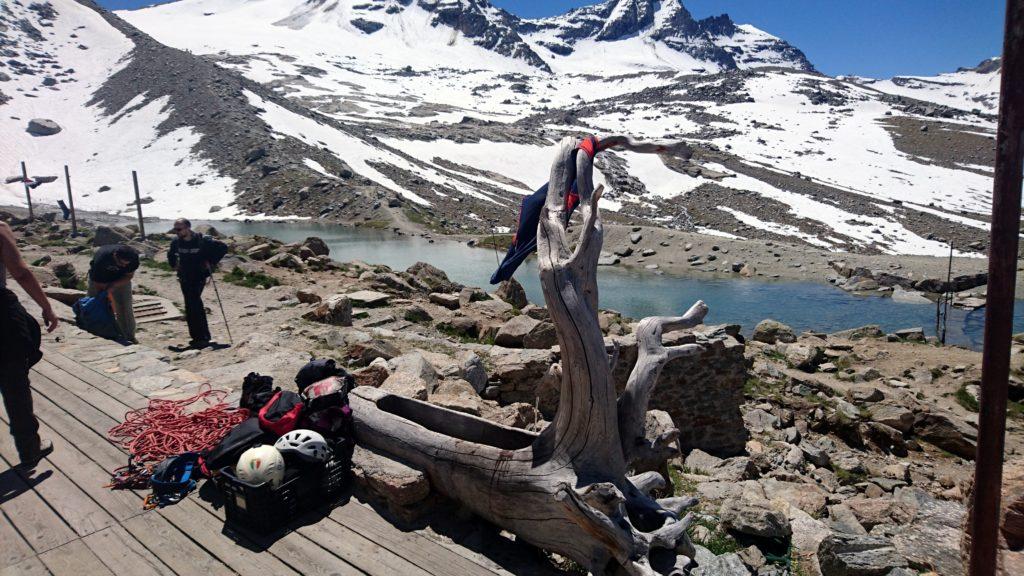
left=106, top=385, right=249, bottom=489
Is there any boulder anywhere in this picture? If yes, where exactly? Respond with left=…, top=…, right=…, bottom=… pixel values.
left=26, top=118, right=61, bottom=136
left=429, top=292, right=461, bottom=310
left=495, top=278, right=528, bottom=308
left=753, top=319, right=796, bottom=344
left=406, top=262, right=457, bottom=293
left=246, top=243, right=275, bottom=260
left=914, top=411, right=977, bottom=459
left=523, top=321, right=557, bottom=349
left=894, top=327, right=926, bottom=342
left=743, top=408, right=779, bottom=433
left=495, top=315, right=541, bottom=348
left=817, top=533, right=907, bottom=576
left=351, top=445, right=430, bottom=509
left=783, top=343, right=825, bottom=371
left=436, top=316, right=478, bottom=339
left=301, top=236, right=329, bottom=256
left=598, top=253, right=619, bottom=266
left=690, top=552, right=751, bottom=576
left=352, top=362, right=390, bottom=388
left=296, top=289, right=322, bottom=305
left=91, top=225, right=130, bottom=247
left=719, top=498, right=792, bottom=539
left=266, top=252, right=304, bottom=270
left=403, top=304, right=432, bottom=323
left=629, top=232, right=642, bottom=244
left=346, top=290, right=390, bottom=307
left=345, top=339, right=400, bottom=366
left=458, top=351, right=488, bottom=393
left=380, top=372, right=431, bottom=400
left=388, top=352, right=439, bottom=388
left=303, top=295, right=352, bottom=326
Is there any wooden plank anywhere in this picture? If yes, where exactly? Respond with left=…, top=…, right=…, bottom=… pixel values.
left=156, top=499, right=300, bottom=576
left=0, top=467, right=77, bottom=554
left=0, top=510, right=37, bottom=569
left=26, top=380, right=293, bottom=576
left=329, top=502, right=498, bottom=576
left=38, top=539, right=114, bottom=576
left=30, top=364, right=134, bottom=423
left=0, top=436, right=116, bottom=538
left=192, top=494, right=365, bottom=576
left=0, top=556, right=50, bottom=576
left=121, top=512, right=234, bottom=576
left=81, top=526, right=176, bottom=576
left=38, top=353, right=148, bottom=407
left=295, top=519, right=432, bottom=576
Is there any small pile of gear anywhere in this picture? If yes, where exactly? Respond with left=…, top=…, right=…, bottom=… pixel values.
left=107, top=359, right=355, bottom=527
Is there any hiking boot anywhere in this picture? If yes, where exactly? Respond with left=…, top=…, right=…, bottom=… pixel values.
left=189, top=339, right=210, bottom=350
left=18, top=439, right=53, bottom=468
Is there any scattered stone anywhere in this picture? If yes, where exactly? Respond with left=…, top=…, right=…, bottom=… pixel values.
left=296, top=289, right=321, bottom=304
left=26, top=118, right=61, bottom=136
left=817, top=533, right=908, bottom=575
left=720, top=498, right=792, bottom=539
left=495, top=278, right=528, bottom=308
left=429, top=292, right=461, bottom=310
left=303, top=294, right=352, bottom=326
left=495, top=315, right=541, bottom=348
left=403, top=304, right=432, bottom=323
left=753, top=319, right=796, bottom=344
left=629, top=232, right=642, bottom=244
left=346, top=290, right=390, bottom=307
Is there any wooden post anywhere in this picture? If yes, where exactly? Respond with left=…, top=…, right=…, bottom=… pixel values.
left=20, top=161, right=33, bottom=221
left=968, top=0, right=1024, bottom=574
left=64, top=165, right=77, bottom=236
left=131, top=170, right=146, bottom=240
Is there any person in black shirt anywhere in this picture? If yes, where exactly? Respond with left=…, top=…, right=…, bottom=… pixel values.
left=88, top=244, right=140, bottom=343
left=168, top=218, right=228, bottom=349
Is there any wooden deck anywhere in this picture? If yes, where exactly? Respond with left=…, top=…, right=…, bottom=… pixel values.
left=0, top=346, right=508, bottom=576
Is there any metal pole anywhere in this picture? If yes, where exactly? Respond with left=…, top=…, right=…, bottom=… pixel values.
left=131, top=170, right=146, bottom=240
left=208, top=271, right=233, bottom=346
left=20, top=161, right=33, bottom=221
left=942, top=243, right=954, bottom=345
left=969, top=0, right=1024, bottom=573
left=64, top=165, right=77, bottom=236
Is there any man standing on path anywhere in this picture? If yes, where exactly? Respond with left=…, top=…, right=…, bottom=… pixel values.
left=88, top=244, right=140, bottom=344
left=0, top=220, right=59, bottom=467
left=168, top=218, right=228, bottom=349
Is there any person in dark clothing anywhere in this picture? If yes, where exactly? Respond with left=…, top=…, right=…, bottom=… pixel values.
left=1, top=220, right=59, bottom=468
left=168, top=218, right=228, bottom=349
left=88, top=244, right=140, bottom=343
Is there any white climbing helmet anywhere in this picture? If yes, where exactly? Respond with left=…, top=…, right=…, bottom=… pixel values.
left=273, top=429, right=331, bottom=463
left=235, top=445, right=286, bottom=488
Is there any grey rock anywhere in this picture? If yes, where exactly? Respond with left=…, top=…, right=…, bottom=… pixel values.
left=495, top=315, right=540, bottom=348
left=753, top=319, right=796, bottom=344
left=629, top=232, right=643, bottom=244
left=720, top=498, right=792, bottom=539
left=495, top=278, right=528, bottom=308
left=817, top=533, right=908, bottom=575
left=26, top=118, right=61, bottom=136
left=429, top=292, right=461, bottom=310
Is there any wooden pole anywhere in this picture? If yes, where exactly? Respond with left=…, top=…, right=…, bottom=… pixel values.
left=63, top=165, right=77, bottom=236
left=968, top=0, right=1024, bottom=573
left=20, top=161, right=33, bottom=221
left=131, top=170, right=146, bottom=240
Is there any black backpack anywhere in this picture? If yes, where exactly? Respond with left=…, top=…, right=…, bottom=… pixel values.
left=240, top=372, right=276, bottom=412
left=294, top=358, right=346, bottom=393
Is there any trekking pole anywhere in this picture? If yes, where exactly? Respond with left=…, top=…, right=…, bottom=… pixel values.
left=489, top=221, right=501, bottom=264
left=207, top=268, right=233, bottom=346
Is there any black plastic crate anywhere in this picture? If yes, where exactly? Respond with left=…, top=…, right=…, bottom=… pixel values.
left=217, top=466, right=314, bottom=533
left=216, top=448, right=351, bottom=533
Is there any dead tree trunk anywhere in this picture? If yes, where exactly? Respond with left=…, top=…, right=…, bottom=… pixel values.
left=350, top=135, right=706, bottom=575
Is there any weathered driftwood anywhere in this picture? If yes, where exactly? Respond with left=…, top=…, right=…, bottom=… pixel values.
left=350, top=135, right=707, bottom=575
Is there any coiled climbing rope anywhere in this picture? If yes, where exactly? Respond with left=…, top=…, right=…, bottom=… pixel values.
left=106, top=385, right=249, bottom=490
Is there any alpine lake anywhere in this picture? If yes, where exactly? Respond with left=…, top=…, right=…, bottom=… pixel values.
left=195, top=220, right=1023, bottom=351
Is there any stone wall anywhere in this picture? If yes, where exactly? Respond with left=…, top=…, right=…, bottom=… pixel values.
left=487, top=324, right=750, bottom=457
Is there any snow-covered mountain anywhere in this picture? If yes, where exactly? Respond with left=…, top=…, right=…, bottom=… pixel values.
left=858, top=57, right=1001, bottom=114
left=0, top=0, right=1002, bottom=258
left=521, top=0, right=814, bottom=73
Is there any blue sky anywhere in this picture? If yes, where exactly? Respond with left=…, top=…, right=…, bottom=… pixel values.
left=100, top=0, right=1005, bottom=78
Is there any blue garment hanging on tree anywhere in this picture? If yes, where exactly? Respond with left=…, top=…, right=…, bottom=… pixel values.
left=489, top=181, right=579, bottom=285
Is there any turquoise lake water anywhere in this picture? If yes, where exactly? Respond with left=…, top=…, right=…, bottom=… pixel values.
left=197, top=220, right=1021, bottom=350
